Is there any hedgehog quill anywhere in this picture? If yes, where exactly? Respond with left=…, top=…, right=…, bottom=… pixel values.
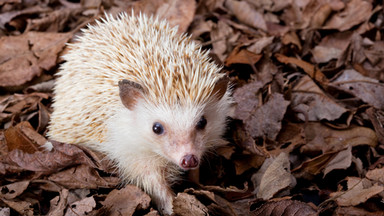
left=48, top=13, right=232, bottom=215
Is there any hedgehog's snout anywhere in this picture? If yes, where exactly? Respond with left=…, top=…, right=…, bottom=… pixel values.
left=180, top=154, right=199, bottom=169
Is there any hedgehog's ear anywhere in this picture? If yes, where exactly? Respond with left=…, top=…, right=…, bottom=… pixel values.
left=118, top=79, right=145, bottom=110
left=212, top=76, right=229, bottom=100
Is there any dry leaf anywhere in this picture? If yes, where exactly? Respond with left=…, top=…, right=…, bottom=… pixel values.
left=101, top=185, right=151, bottom=216
left=48, top=164, right=119, bottom=189
left=225, top=0, right=267, bottom=31
left=252, top=153, right=296, bottom=200
left=0, top=181, right=30, bottom=199
left=330, top=69, right=384, bottom=109
left=0, top=32, right=71, bottom=87
left=5, top=121, right=46, bottom=153
left=252, top=199, right=317, bottom=215
left=291, top=76, right=347, bottom=121
left=275, top=53, right=328, bottom=83
left=173, top=193, right=208, bottom=216
left=225, top=46, right=262, bottom=67
left=64, top=196, right=96, bottom=216
left=331, top=177, right=384, bottom=206
left=47, top=189, right=69, bottom=216
left=366, top=167, right=384, bottom=184
left=244, top=93, right=290, bottom=140
left=1, top=199, right=33, bottom=216
left=312, top=31, right=353, bottom=63
left=323, top=146, right=352, bottom=177
left=324, top=0, right=372, bottom=31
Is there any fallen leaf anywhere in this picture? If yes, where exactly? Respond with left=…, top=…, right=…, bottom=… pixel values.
left=301, top=123, right=378, bottom=154
left=0, top=181, right=30, bottom=199
left=225, top=0, right=267, bottom=31
left=291, top=76, right=347, bottom=121
left=323, top=146, right=352, bottom=177
left=330, top=177, right=384, bottom=206
left=312, top=31, right=353, bottom=63
left=225, top=46, right=262, bottom=67
left=275, top=53, right=328, bottom=84
left=64, top=196, right=96, bottom=216
left=247, top=36, right=274, bottom=54
left=252, top=199, right=317, bottom=215
left=173, top=192, right=208, bottom=216
left=334, top=206, right=384, bottom=216
left=252, top=153, right=296, bottom=200
left=0, top=32, right=71, bottom=87
left=330, top=69, right=384, bottom=109
left=155, top=0, right=196, bottom=34
left=4, top=121, right=46, bottom=153
left=0, top=141, right=101, bottom=175
left=47, top=189, right=69, bottom=216
left=324, top=0, right=372, bottom=31
left=233, top=81, right=263, bottom=121
left=366, top=167, right=384, bottom=184
left=0, top=207, right=10, bottom=216
left=1, top=198, right=33, bottom=216
left=48, top=164, right=119, bottom=189
left=244, top=93, right=290, bottom=140
left=101, top=185, right=151, bottom=216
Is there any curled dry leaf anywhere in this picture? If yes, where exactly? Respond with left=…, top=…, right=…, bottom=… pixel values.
left=244, top=93, right=290, bottom=140
left=291, top=75, right=347, bottom=121
left=225, top=0, right=267, bottom=31
left=301, top=122, right=378, bottom=154
left=5, top=121, right=46, bottom=153
left=0, top=181, right=30, bottom=200
left=0, top=141, right=100, bottom=175
left=323, top=146, right=352, bottom=177
left=100, top=185, right=151, bottom=216
left=312, top=31, right=353, bottom=63
left=225, top=46, right=262, bottom=67
left=366, top=167, right=384, bottom=184
left=330, top=69, right=384, bottom=110
left=47, top=189, right=69, bottom=216
left=275, top=54, right=328, bottom=84
left=233, top=81, right=263, bottom=121
left=330, top=177, right=384, bottom=206
left=155, top=0, right=196, bottom=34
left=1, top=199, right=33, bottom=216
left=252, top=153, right=296, bottom=200
left=64, top=196, right=96, bottom=216
left=48, top=164, right=119, bottom=189
left=252, top=199, right=317, bottom=215
left=0, top=32, right=71, bottom=87
left=324, top=0, right=372, bottom=31
left=173, top=193, right=208, bottom=216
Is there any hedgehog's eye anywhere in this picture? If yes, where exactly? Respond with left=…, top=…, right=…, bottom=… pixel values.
left=152, top=122, right=164, bottom=135
left=196, top=116, right=207, bottom=130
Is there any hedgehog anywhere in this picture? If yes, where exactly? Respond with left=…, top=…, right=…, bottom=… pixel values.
left=47, top=12, right=232, bottom=215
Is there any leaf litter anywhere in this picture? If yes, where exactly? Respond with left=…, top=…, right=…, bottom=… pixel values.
left=1, top=0, right=384, bottom=215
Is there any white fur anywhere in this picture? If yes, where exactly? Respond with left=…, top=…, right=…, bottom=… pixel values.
left=48, top=12, right=232, bottom=215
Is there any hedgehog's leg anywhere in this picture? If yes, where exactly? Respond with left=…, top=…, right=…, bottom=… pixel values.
left=135, top=166, right=174, bottom=215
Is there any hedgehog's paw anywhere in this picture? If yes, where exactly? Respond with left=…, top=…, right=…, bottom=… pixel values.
left=158, top=196, right=174, bottom=216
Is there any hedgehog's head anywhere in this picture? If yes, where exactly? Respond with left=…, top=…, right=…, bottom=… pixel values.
left=117, top=77, right=230, bottom=170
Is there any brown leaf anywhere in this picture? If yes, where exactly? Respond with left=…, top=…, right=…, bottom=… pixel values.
left=275, top=53, right=328, bottom=84
left=323, top=146, right=352, bottom=177
left=101, top=185, right=151, bottom=216
left=225, top=0, right=267, bottom=31
left=173, top=193, right=208, bottom=216
left=252, top=199, right=317, bottom=215
left=244, top=93, right=290, bottom=140
left=4, top=121, right=45, bottom=153
left=1, top=198, right=33, bottom=216
left=225, top=46, right=262, bottom=67
left=233, top=81, right=263, bottom=121
left=291, top=76, right=347, bottom=121
left=324, top=0, right=372, bottom=31
left=366, top=167, right=384, bottom=184
left=64, top=196, right=96, bottom=216
left=0, top=32, right=71, bottom=87
left=0, top=141, right=101, bottom=175
left=0, top=181, right=30, bottom=199
left=301, top=123, right=378, bottom=154
left=330, top=177, right=384, bottom=206
left=47, top=189, right=69, bottom=216
left=330, top=69, right=384, bottom=109
left=48, top=164, right=119, bottom=189
left=252, top=153, right=296, bottom=200
left=312, top=31, right=353, bottom=63
left=335, top=206, right=384, bottom=216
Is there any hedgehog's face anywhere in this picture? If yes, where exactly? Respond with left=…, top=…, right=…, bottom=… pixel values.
left=118, top=78, right=229, bottom=170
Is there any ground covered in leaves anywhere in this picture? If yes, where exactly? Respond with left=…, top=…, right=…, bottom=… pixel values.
left=1, top=0, right=384, bottom=215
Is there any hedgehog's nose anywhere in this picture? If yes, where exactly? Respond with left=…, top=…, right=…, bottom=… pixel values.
left=180, top=154, right=199, bottom=169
